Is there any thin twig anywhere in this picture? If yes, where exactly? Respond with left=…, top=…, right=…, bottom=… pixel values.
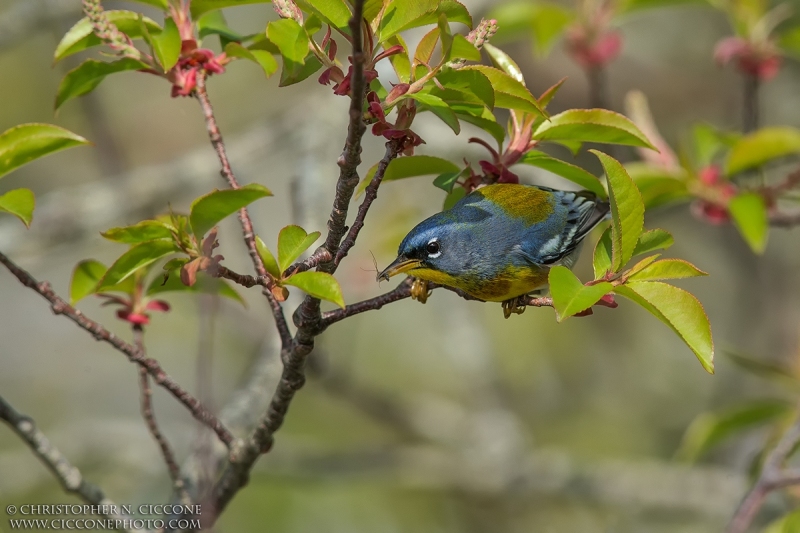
left=133, top=326, right=188, bottom=501
left=587, top=64, right=608, bottom=110
left=335, top=139, right=403, bottom=265
left=727, top=406, right=800, bottom=533
left=743, top=72, right=760, bottom=133
left=215, top=266, right=270, bottom=288
left=195, top=73, right=293, bottom=348
left=0, top=251, right=235, bottom=448
left=282, top=248, right=333, bottom=278
left=0, top=395, right=139, bottom=533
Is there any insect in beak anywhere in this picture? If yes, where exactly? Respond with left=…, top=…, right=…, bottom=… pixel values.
left=377, top=256, right=422, bottom=281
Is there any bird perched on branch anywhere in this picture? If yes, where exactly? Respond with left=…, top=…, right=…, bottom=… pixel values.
left=378, top=183, right=610, bottom=318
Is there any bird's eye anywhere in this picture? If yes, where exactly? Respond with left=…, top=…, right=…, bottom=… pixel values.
left=426, top=240, right=440, bottom=256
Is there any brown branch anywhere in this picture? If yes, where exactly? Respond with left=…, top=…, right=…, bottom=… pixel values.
left=133, top=326, right=187, bottom=501
left=282, top=248, right=333, bottom=278
left=727, top=406, right=800, bottom=533
left=0, top=251, right=235, bottom=448
left=206, top=0, right=368, bottom=520
left=335, top=139, right=403, bottom=265
left=0, top=395, right=139, bottom=533
left=195, top=73, right=292, bottom=349
left=215, top=266, right=270, bottom=288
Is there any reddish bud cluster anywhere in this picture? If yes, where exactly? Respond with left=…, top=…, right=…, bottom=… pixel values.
left=565, top=27, right=622, bottom=68
left=366, top=92, right=424, bottom=155
left=692, top=165, right=738, bottom=224
left=181, top=228, right=224, bottom=286
left=171, top=42, right=227, bottom=97
left=98, top=294, right=170, bottom=326
left=714, top=37, right=782, bottom=81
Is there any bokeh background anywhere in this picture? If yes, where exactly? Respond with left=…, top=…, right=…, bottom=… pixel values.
left=2, top=0, right=800, bottom=531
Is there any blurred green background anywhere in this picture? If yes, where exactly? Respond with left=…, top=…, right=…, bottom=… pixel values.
left=2, top=0, right=800, bottom=531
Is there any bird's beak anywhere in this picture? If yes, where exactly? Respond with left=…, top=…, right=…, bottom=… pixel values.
left=377, top=256, right=421, bottom=281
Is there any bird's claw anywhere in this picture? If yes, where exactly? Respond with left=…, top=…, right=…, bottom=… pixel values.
left=410, top=278, right=431, bottom=304
left=502, top=296, right=527, bottom=319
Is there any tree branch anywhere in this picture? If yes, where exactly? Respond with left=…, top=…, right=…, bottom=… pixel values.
left=727, top=406, right=800, bottom=533
left=0, top=395, right=139, bottom=533
left=335, top=139, right=403, bottom=265
left=133, top=326, right=188, bottom=501
left=195, top=74, right=292, bottom=349
left=0, top=251, right=235, bottom=449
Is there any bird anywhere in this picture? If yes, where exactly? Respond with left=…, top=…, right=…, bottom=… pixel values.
left=378, top=183, right=611, bottom=318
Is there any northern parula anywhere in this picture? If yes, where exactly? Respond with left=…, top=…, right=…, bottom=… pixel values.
left=378, top=183, right=610, bottom=317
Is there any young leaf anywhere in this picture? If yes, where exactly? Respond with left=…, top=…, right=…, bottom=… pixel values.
left=384, top=36, right=411, bottom=83
left=412, top=0, right=473, bottom=29
left=627, top=259, right=707, bottom=282
left=633, top=229, right=674, bottom=256
left=256, top=236, right=282, bottom=278
left=284, top=271, right=345, bottom=308
left=0, top=124, right=89, bottom=179
left=462, top=65, right=546, bottom=116
left=296, top=0, right=352, bottom=32
left=267, top=19, right=310, bottom=64
left=190, top=0, right=272, bottom=18
left=409, top=93, right=460, bottom=134
left=225, top=42, right=279, bottom=78
left=147, top=271, right=245, bottom=305
left=101, top=220, right=174, bottom=244
left=0, top=188, right=35, bottom=227
left=533, top=109, right=655, bottom=149
left=448, top=34, right=481, bottom=62
left=433, top=169, right=466, bottom=192
left=377, top=0, right=439, bottom=42
left=97, top=240, right=178, bottom=290
left=70, top=259, right=107, bottom=304
left=189, top=183, right=272, bottom=238
left=517, top=151, right=606, bottom=197
left=593, top=227, right=613, bottom=279
left=278, top=225, right=321, bottom=272
left=197, top=10, right=244, bottom=44
left=56, top=58, right=149, bottom=110
left=614, top=281, right=714, bottom=373
left=357, top=156, right=460, bottom=195
left=414, top=27, right=440, bottom=66
left=443, top=187, right=467, bottom=209
left=482, top=43, right=524, bottom=84
left=437, top=12, right=454, bottom=59
left=675, top=400, right=792, bottom=461
left=592, top=150, right=645, bottom=271
left=725, top=127, right=800, bottom=175
left=54, top=11, right=162, bottom=63
left=279, top=54, right=323, bottom=87
left=728, top=192, right=768, bottom=254
left=549, top=265, right=613, bottom=321
left=151, top=16, right=182, bottom=71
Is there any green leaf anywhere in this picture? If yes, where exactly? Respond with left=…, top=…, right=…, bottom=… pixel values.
left=692, top=123, right=738, bottom=168
left=725, top=127, right=800, bottom=175
left=225, top=42, right=279, bottom=77
left=518, top=151, right=606, bottom=197
left=128, top=0, right=169, bottom=8
left=433, top=69, right=494, bottom=108
left=101, top=220, right=174, bottom=244
left=633, top=228, right=674, bottom=256
left=147, top=270, right=245, bottom=305
left=297, top=0, right=352, bottom=31
left=448, top=34, right=481, bottom=62
left=56, top=58, right=149, bottom=110
left=725, top=350, right=800, bottom=387
left=150, top=16, right=182, bottom=71
left=534, top=109, right=655, bottom=149
left=626, top=163, right=691, bottom=209
left=357, top=155, right=460, bottom=195
left=437, top=12, right=454, bottom=60
left=377, top=0, right=437, bottom=42
left=277, top=225, right=321, bottom=272
left=409, top=93, right=459, bottom=134
left=267, top=19, right=309, bottom=64
left=489, top=1, right=572, bottom=56
left=454, top=109, right=505, bottom=145
left=70, top=259, right=107, bottom=304
left=763, top=508, right=800, bottom=533
left=98, top=240, right=178, bottom=290
left=279, top=53, right=322, bottom=87
left=384, top=36, right=411, bottom=83
left=615, top=281, right=714, bottom=372
left=779, top=25, right=800, bottom=59
left=189, top=183, right=273, bottom=238
left=0, top=123, right=89, bottom=179
left=53, top=11, right=161, bottom=63
left=462, top=65, right=545, bottom=116
left=414, top=27, right=439, bottom=66
left=627, top=259, right=707, bottom=282
left=0, top=188, right=35, bottom=227
left=433, top=169, right=466, bottom=192
left=418, top=0, right=472, bottom=29
left=197, top=10, right=244, bottom=44
left=729, top=192, right=768, bottom=254
left=675, top=400, right=792, bottom=461
left=592, top=150, right=645, bottom=271
left=443, top=187, right=466, bottom=209
left=482, top=43, right=525, bottom=84
left=549, top=266, right=613, bottom=321
left=162, top=258, right=189, bottom=272
left=190, top=0, right=271, bottom=18
left=284, top=271, right=345, bottom=307
left=256, top=236, right=282, bottom=278
left=592, top=227, right=613, bottom=279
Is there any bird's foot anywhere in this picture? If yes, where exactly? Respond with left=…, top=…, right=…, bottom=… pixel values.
left=502, top=296, right=527, bottom=319
left=410, top=278, right=431, bottom=304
